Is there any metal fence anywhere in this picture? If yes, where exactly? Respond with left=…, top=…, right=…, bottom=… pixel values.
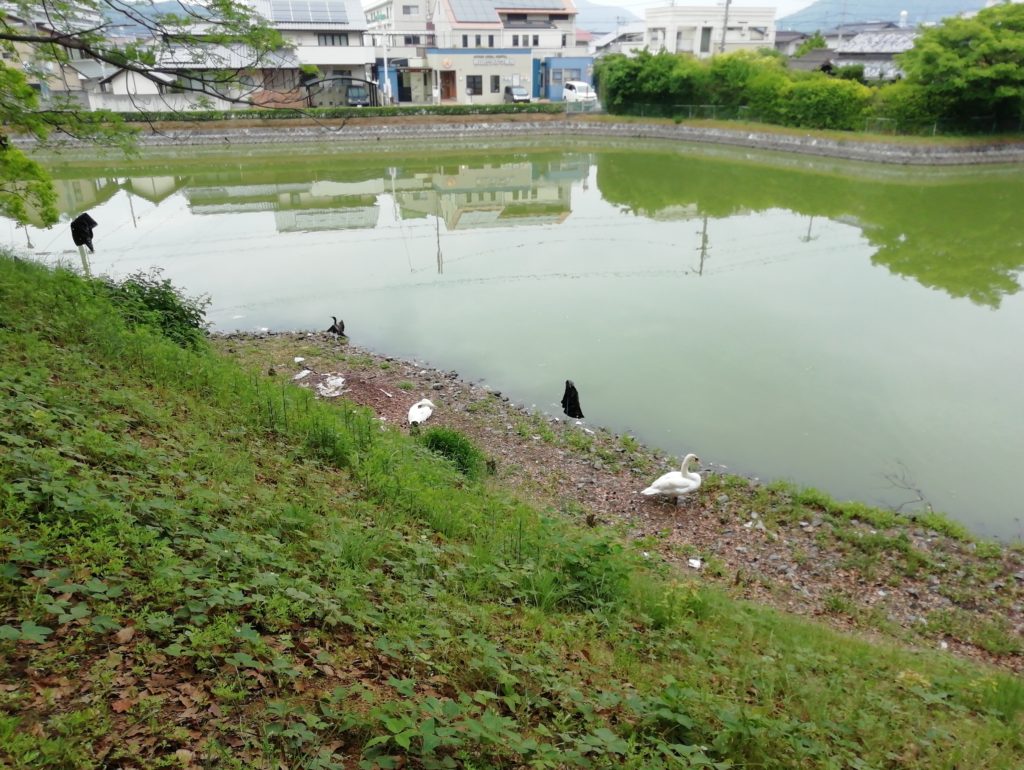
left=563, top=101, right=604, bottom=115
left=613, top=104, right=1024, bottom=137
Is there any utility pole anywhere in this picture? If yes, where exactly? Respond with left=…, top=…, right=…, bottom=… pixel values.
left=718, top=0, right=731, bottom=53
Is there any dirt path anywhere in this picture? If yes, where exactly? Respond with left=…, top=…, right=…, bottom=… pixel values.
left=214, top=331, right=1024, bottom=672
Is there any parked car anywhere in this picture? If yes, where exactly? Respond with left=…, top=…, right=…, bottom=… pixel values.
left=562, top=80, right=597, bottom=103
left=503, top=85, right=530, bottom=103
left=346, top=84, right=370, bottom=107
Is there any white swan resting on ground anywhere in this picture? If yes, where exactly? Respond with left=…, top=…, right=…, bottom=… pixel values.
left=641, top=453, right=702, bottom=504
left=408, top=398, right=435, bottom=426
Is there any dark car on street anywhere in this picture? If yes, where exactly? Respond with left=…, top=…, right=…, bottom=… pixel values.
left=503, top=85, right=530, bottom=103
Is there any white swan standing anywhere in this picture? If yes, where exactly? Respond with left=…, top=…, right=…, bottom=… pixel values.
left=641, top=453, right=702, bottom=505
left=407, top=398, right=435, bottom=426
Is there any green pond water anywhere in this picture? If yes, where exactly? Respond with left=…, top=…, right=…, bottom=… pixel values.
left=7, top=139, right=1024, bottom=539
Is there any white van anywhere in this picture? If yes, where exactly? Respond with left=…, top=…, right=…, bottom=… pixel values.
left=562, top=80, right=597, bottom=103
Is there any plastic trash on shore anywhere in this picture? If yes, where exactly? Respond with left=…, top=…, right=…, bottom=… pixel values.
left=315, top=374, right=346, bottom=398
left=293, top=369, right=312, bottom=381
left=687, top=558, right=702, bottom=570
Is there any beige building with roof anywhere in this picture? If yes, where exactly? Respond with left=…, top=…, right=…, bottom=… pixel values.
left=644, top=4, right=775, bottom=58
left=363, top=0, right=582, bottom=104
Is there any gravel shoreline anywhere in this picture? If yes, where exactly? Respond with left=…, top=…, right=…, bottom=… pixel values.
left=214, top=330, right=1024, bottom=672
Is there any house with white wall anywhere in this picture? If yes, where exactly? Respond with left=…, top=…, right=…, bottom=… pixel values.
left=428, top=0, right=582, bottom=103
left=363, top=0, right=587, bottom=104
left=589, top=22, right=645, bottom=56
left=644, top=5, right=775, bottom=58
left=363, top=0, right=438, bottom=102
left=246, top=0, right=376, bottom=106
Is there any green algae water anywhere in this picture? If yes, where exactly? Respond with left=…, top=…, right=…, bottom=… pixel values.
left=7, top=140, right=1023, bottom=539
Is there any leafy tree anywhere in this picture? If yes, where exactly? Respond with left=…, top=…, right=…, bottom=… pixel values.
left=897, top=3, right=1024, bottom=130
left=707, top=50, right=786, bottom=107
left=595, top=51, right=709, bottom=115
left=794, top=32, right=826, bottom=58
left=871, top=80, right=944, bottom=132
left=781, top=75, right=871, bottom=130
left=833, top=64, right=865, bottom=84
left=0, top=1, right=285, bottom=226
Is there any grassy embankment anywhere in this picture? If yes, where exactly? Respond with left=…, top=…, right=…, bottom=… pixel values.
left=1, top=252, right=1022, bottom=768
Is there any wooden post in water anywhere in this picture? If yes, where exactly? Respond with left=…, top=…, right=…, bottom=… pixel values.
left=78, top=245, right=91, bottom=277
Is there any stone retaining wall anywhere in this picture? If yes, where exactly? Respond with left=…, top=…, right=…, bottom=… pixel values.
left=17, top=119, right=1024, bottom=165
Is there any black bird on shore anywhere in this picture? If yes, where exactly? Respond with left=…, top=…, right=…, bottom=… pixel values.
left=326, top=316, right=345, bottom=336
left=561, top=379, right=584, bottom=419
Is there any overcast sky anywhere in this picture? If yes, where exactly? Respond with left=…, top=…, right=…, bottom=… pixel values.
left=584, top=0, right=817, bottom=18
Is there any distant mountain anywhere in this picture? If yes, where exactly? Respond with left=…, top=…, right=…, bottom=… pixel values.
left=573, top=0, right=639, bottom=34
left=777, top=0, right=988, bottom=32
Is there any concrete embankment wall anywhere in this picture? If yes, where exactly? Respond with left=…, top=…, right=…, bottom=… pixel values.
left=17, top=119, right=1024, bottom=165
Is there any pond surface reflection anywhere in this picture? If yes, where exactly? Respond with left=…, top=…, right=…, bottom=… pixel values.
left=8, top=142, right=1024, bottom=538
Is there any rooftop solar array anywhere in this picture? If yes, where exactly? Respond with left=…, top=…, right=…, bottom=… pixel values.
left=266, top=0, right=350, bottom=23
left=448, top=0, right=567, bottom=22
left=494, top=0, right=566, bottom=9
left=448, top=0, right=500, bottom=24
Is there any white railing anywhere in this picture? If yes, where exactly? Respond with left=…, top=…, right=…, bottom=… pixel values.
left=83, top=91, right=238, bottom=112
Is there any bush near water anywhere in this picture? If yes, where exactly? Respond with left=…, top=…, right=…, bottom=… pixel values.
left=596, top=5, right=1024, bottom=135
left=1, top=252, right=1022, bottom=768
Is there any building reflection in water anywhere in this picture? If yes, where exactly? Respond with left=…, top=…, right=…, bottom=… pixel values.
left=173, top=156, right=592, bottom=234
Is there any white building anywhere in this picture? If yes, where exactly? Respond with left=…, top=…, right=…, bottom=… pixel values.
left=363, top=0, right=438, bottom=102
left=644, top=5, right=775, bottom=58
left=589, top=22, right=646, bottom=56
left=247, top=0, right=376, bottom=106
left=363, top=0, right=584, bottom=104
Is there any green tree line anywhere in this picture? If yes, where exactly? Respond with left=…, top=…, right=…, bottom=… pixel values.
left=595, top=3, right=1024, bottom=134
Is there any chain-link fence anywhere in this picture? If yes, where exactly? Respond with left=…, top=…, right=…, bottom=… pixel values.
left=614, top=104, right=745, bottom=121
left=563, top=100, right=604, bottom=115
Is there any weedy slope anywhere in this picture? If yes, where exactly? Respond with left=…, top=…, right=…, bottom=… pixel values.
left=1, top=254, right=1022, bottom=769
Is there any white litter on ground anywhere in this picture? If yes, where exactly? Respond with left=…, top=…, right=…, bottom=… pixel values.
left=315, top=374, right=346, bottom=398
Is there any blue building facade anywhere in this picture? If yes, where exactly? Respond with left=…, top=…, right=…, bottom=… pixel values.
left=541, top=56, right=595, bottom=101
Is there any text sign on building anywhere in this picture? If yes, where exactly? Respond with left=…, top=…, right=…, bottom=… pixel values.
left=472, top=54, right=513, bottom=66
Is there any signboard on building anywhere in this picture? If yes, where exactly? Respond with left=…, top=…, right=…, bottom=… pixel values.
left=472, top=54, right=514, bottom=67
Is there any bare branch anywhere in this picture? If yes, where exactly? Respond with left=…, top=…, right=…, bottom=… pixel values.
left=882, top=460, right=934, bottom=515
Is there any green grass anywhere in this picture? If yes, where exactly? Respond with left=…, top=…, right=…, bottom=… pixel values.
left=1, top=254, right=1023, bottom=769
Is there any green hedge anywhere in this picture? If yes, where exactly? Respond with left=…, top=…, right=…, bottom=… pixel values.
left=594, top=48, right=1022, bottom=136
left=118, top=102, right=566, bottom=123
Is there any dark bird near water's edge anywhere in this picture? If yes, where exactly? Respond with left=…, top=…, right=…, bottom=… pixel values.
left=561, top=379, right=584, bottom=419
left=70, top=212, right=98, bottom=253
left=326, top=316, right=345, bottom=336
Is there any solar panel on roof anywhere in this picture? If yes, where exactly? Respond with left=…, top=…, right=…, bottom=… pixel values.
left=449, top=0, right=499, bottom=22
left=265, top=0, right=351, bottom=23
left=497, top=0, right=565, bottom=8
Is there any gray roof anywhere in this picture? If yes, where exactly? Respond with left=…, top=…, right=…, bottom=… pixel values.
left=100, top=1, right=209, bottom=40
left=158, top=43, right=297, bottom=69
left=774, top=30, right=807, bottom=43
left=835, top=30, right=917, bottom=55
left=787, top=48, right=833, bottom=72
left=68, top=58, right=120, bottom=80
left=824, top=21, right=899, bottom=36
